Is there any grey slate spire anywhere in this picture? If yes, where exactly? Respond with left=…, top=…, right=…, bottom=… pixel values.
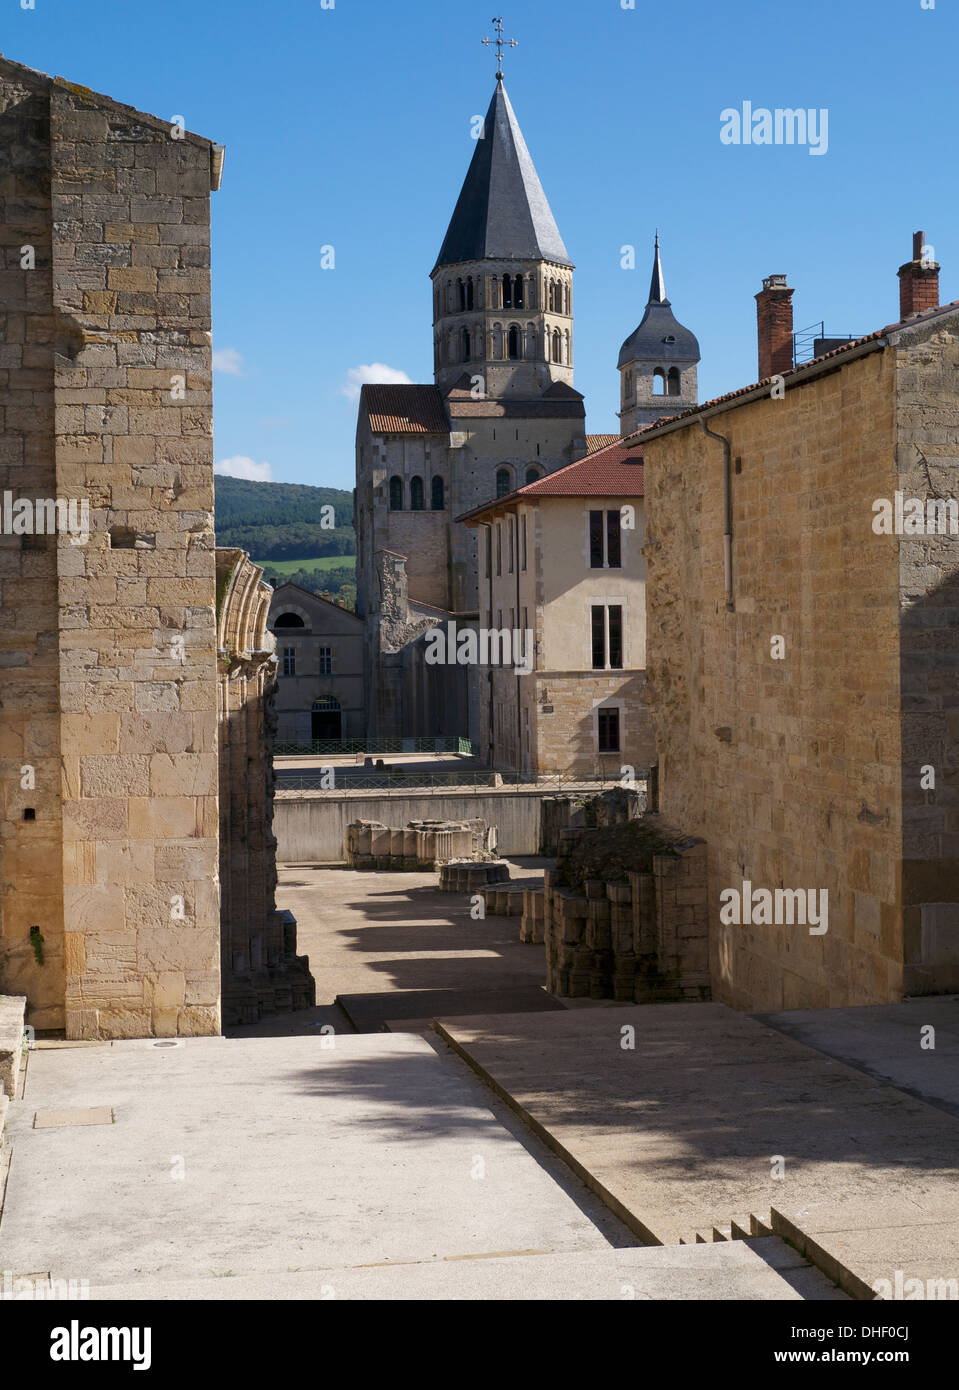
left=618, top=235, right=700, bottom=368
left=433, top=79, right=572, bottom=273
left=648, top=230, right=667, bottom=305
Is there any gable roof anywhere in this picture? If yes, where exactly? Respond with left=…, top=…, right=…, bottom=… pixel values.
left=457, top=437, right=644, bottom=524
left=268, top=581, right=362, bottom=623
left=629, top=297, right=959, bottom=445
left=360, top=384, right=449, bottom=435
left=433, top=79, right=572, bottom=273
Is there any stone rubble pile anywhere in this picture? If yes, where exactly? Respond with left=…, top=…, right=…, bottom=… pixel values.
left=346, top=818, right=497, bottom=871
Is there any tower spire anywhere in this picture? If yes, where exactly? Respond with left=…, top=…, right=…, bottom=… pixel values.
left=482, top=17, right=518, bottom=80
left=648, top=231, right=668, bottom=305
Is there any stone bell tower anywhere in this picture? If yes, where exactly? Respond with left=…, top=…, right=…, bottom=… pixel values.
left=430, top=73, right=575, bottom=401
left=618, top=234, right=700, bottom=435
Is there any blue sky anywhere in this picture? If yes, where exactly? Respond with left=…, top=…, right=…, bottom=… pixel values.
left=7, top=0, right=956, bottom=489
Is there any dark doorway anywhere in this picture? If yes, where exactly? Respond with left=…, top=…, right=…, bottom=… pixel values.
left=312, top=699, right=342, bottom=740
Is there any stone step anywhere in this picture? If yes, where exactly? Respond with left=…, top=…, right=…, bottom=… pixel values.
left=81, top=1235, right=847, bottom=1301
left=0, top=995, right=27, bottom=1100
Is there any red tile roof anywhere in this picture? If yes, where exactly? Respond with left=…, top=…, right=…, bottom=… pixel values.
left=585, top=433, right=619, bottom=453
left=361, top=384, right=449, bottom=435
left=458, top=436, right=644, bottom=524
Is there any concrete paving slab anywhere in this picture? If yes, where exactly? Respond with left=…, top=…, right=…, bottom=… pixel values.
left=339, top=986, right=564, bottom=1033
left=771, top=1202, right=959, bottom=1300
left=34, top=1107, right=114, bottom=1129
left=0, top=1032, right=619, bottom=1290
left=82, top=1234, right=845, bottom=1300
left=435, top=1003, right=959, bottom=1287
left=760, top=997, right=959, bottom=1118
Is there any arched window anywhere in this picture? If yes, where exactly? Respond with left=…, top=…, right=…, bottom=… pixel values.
left=274, top=612, right=305, bottom=629
left=496, top=467, right=512, bottom=498
left=513, top=275, right=523, bottom=308
left=551, top=328, right=562, bottom=363
left=652, top=368, right=666, bottom=396
left=431, top=475, right=444, bottom=510
left=458, top=278, right=466, bottom=311
left=507, top=325, right=520, bottom=360
left=502, top=272, right=512, bottom=308
left=564, top=283, right=570, bottom=315
left=466, top=276, right=474, bottom=310
left=462, top=327, right=471, bottom=360
left=525, top=466, right=540, bottom=485
left=667, top=366, right=681, bottom=396
left=389, top=475, right=403, bottom=510
left=564, top=329, right=570, bottom=364
left=410, top=475, right=424, bottom=510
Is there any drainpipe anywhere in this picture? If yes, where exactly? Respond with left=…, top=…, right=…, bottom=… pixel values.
left=700, top=417, right=734, bottom=610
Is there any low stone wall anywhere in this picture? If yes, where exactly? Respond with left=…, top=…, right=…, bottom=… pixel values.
left=439, top=860, right=510, bottom=892
left=538, top=834, right=709, bottom=1002
left=346, top=818, right=496, bottom=871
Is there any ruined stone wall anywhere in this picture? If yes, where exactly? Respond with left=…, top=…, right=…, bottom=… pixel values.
left=0, top=65, right=66, bottom=1028
left=0, top=60, right=222, bottom=1037
left=216, top=549, right=313, bottom=1025
left=643, top=348, right=905, bottom=1010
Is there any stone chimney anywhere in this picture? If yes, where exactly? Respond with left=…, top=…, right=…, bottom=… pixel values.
left=755, top=274, right=794, bottom=381
left=898, top=231, right=939, bottom=320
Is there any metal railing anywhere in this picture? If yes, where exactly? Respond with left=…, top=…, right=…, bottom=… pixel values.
left=274, top=736, right=474, bottom=757
left=274, top=766, right=650, bottom=795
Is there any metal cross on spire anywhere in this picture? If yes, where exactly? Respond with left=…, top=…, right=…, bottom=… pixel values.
left=482, top=17, right=517, bottom=80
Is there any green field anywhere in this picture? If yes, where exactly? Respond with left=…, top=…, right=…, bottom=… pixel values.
left=259, top=555, right=356, bottom=576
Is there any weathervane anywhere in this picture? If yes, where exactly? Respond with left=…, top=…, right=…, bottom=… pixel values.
left=482, top=17, right=517, bottom=80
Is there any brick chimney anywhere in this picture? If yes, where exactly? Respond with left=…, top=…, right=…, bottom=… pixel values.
left=755, top=274, right=794, bottom=381
left=898, top=230, right=939, bottom=320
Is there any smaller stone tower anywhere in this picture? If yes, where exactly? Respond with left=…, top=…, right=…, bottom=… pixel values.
left=618, top=234, right=700, bottom=435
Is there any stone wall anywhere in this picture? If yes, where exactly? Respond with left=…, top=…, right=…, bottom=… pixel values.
left=641, top=313, right=959, bottom=1010
left=538, top=831, right=708, bottom=1002
left=216, top=550, right=313, bottom=1025
left=0, top=60, right=224, bottom=1037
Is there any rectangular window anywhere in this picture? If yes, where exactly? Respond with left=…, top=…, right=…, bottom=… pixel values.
left=606, top=509, right=621, bottom=568
left=282, top=647, right=296, bottom=677
left=598, top=707, right=620, bottom=753
left=318, top=646, right=332, bottom=675
left=521, top=513, right=528, bottom=571
left=589, top=508, right=622, bottom=568
left=590, top=605, right=624, bottom=669
left=591, top=606, right=605, bottom=670
left=589, top=510, right=604, bottom=568
left=608, top=605, right=623, bottom=668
